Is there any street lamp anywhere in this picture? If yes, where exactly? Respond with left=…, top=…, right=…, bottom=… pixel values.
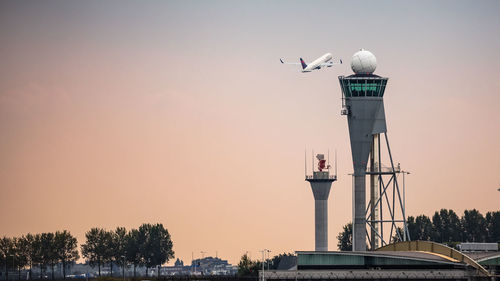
left=261, top=250, right=265, bottom=281
left=191, top=252, right=195, bottom=274
left=261, top=249, right=270, bottom=281
left=401, top=171, right=410, bottom=212
left=265, top=250, right=271, bottom=271
left=402, top=170, right=411, bottom=241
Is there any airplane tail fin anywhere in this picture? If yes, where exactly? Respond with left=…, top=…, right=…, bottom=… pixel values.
left=300, top=58, right=307, bottom=69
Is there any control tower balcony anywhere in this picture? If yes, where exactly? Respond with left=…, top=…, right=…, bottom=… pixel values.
left=306, top=171, right=337, bottom=182
left=365, top=163, right=401, bottom=175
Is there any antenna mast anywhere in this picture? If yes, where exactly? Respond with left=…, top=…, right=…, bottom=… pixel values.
left=304, top=149, right=307, bottom=177
left=335, top=149, right=338, bottom=177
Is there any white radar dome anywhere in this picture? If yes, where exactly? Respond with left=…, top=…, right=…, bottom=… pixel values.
left=351, top=49, right=377, bottom=74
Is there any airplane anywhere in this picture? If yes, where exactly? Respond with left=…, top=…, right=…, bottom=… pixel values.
left=280, top=53, right=342, bottom=73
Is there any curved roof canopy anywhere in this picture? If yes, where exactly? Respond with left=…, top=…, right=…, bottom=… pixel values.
left=376, top=240, right=491, bottom=277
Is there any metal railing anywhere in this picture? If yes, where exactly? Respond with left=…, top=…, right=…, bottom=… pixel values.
left=305, top=175, right=337, bottom=180
left=366, top=165, right=401, bottom=173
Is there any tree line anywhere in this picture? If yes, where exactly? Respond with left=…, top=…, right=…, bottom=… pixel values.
left=407, top=209, right=499, bottom=244
left=0, top=223, right=174, bottom=280
left=337, top=209, right=500, bottom=251
left=0, top=231, right=79, bottom=280
left=237, top=253, right=295, bottom=277
left=81, top=223, right=174, bottom=278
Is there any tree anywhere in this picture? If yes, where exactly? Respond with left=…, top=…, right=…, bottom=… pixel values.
left=391, top=227, right=405, bottom=243
left=485, top=211, right=500, bottom=243
left=337, top=223, right=352, bottom=251
left=431, top=209, right=462, bottom=242
left=125, top=229, right=142, bottom=277
left=138, top=223, right=174, bottom=277
left=112, top=227, right=128, bottom=277
left=17, top=234, right=36, bottom=280
left=407, top=215, right=434, bottom=241
left=39, top=233, right=57, bottom=280
left=102, top=230, right=114, bottom=277
left=444, top=210, right=462, bottom=242
left=0, top=237, right=14, bottom=281
left=461, top=209, right=487, bottom=242
left=54, top=231, right=79, bottom=279
left=407, top=216, right=417, bottom=240
left=81, top=228, right=109, bottom=277
left=14, top=237, right=29, bottom=281
left=137, top=224, right=151, bottom=277
left=237, top=253, right=261, bottom=277
left=29, top=234, right=44, bottom=279
left=431, top=211, right=443, bottom=242
left=267, top=253, right=295, bottom=270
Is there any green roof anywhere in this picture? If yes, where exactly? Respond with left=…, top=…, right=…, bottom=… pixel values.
left=296, top=251, right=463, bottom=270
left=477, top=254, right=500, bottom=266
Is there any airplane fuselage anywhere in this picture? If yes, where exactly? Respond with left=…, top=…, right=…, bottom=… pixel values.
left=302, top=53, right=332, bottom=72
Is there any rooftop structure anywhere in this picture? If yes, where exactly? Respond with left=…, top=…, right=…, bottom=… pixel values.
left=262, top=241, right=499, bottom=280
left=459, top=243, right=499, bottom=252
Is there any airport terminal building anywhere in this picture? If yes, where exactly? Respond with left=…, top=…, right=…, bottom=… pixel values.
left=261, top=241, right=500, bottom=281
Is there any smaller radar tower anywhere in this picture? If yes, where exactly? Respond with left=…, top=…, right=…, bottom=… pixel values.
left=306, top=152, right=337, bottom=251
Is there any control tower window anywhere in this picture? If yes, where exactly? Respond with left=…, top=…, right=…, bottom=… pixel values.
left=339, top=76, right=388, bottom=98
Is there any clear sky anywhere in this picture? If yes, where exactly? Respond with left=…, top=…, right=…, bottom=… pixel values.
left=1, top=0, right=499, bottom=265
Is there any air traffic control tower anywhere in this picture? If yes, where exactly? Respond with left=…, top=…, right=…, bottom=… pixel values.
left=339, top=49, right=409, bottom=251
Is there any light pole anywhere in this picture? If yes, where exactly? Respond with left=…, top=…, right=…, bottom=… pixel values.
left=192, top=252, right=195, bottom=274
left=265, top=250, right=271, bottom=271
left=261, top=250, right=265, bottom=281
left=402, top=171, right=410, bottom=213
left=261, top=249, right=270, bottom=281
left=402, top=170, right=411, bottom=240
left=121, top=256, right=125, bottom=281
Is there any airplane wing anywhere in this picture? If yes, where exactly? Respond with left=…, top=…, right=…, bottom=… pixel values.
left=319, top=62, right=334, bottom=67
left=319, top=59, right=343, bottom=67
left=280, top=58, right=301, bottom=65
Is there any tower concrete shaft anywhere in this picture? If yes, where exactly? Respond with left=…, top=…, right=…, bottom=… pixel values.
left=307, top=171, right=336, bottom=251
left=348, top=97, right=386, bottom=252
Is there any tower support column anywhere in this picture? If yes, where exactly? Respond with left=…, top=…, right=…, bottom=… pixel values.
left=314, top=199, right=328, bottom=251
left=353, top=174, right=366, bottom=251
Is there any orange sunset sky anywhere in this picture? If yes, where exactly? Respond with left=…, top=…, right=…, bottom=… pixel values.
left=1, top=1, right=499, bottom=265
